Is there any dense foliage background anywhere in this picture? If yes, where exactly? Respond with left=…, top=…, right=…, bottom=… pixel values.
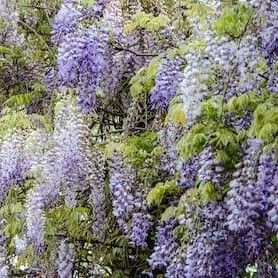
left=0, top=0, right=277, bottom=277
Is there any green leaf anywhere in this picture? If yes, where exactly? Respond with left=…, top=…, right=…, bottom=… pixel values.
left=161, top=206, right=177, bottom=221
left=125, top=12, right=170, bottom=33
left=199, top=182, right=218, bottom=203
left=214, top=3, right=253, bottom=38
left=147, top=180, right=179, bottom=206
left=166, top=102, right=187, bottom=127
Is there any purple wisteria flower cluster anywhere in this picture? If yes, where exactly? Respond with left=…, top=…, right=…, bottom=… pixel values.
left=89, top=149, right=107, bottom=241
left=150, top=56, right=185, bottom=112
left=149, top=219, right=179, bottom=271
left=57, top=239, right=75, bottom=278
left=0, top=132, right=29, bottom=203
left=108, top=150, right=136, bottom=233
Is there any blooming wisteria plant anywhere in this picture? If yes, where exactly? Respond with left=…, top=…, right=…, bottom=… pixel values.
left=0, top=0, right=277, bottom=277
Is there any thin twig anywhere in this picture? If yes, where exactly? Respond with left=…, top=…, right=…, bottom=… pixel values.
left=21, top=5, right=56, bottom=11
left=113, top=44, right=159, bottom=57
left=18, top=19, right=55, bottom=58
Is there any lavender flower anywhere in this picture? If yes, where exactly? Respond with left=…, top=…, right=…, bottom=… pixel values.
left=108, top=150, right=136, bottom=233
left=257, top=152, right=278, bottom=231
left=54, top=99, right=91, bottom=207
left=57, top=239, right=75, bottom=278
left=159, top=124, right=181, bottom=178
left=129, top=212, right=152, bottom=248
left=183, top=230, right=246, bottom=278
left=226, top=139, right=262, bottom=233
left=51, top=2, right=82, bottom=45
left=198, top=147, right=224, bottom=186
left=89, top=149, right=107, bottom=241
left=57, top=28, right=109, bottom=112
left=179, top=155, right=199, bottom=189
left=26, top=188, right=45, bottom=251
left=261, top=1, right=278, bottom=64
left=0, top=219, right=8, bottom=277
left=150, top=57, right=185, bottom=112
left=148, top=219, right=179, bottom=271
left=0, top=132, right=29, bottom=202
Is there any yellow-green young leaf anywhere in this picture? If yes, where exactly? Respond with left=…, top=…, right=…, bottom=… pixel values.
left=216, top=150, right=230, bottom=164
left=250, top=104, right=278, bottom=144
left=147, top=180, right=179, bottom=206
left=186, top=38, right=206, bottom=54
left=15, top=244, right=34, bottom=268
left=130, top=82, right=144, bottom=98
left=214, top=3, right=253, bottom=38
left=256, top=59, right=268, bottom=74
left=125, top=12, right=170, bottom=33
left=147, top=182, right=167, bottom=206
left=166, top=102, right=187, bottom=127
left=201, top=99, right=219, bottom=120
left=5, top=217, right=25, bottom=237
left=161, top=206, right=177, bottom=221
left=4, top=92, right=39, bottom=108
left=177, top=124, right=207, bottom=159
left=80, top=0, right=95, bottom=7
left=258, top=123, right=278, bottom=143
left=0, top=45, right=12, bottom=55
left=199, top=182, right=218, bottom=203
left=129, top=57, right=161, bottom=99
left=181, top=1, right=214, bottom=23
left=214, top=128, right=237, bottom=148
left=0, top=111, right=32, bottom=139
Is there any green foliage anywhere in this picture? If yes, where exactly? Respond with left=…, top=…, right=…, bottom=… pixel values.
left=80, top=0, right=95, bottom=8
left=15, top=245, right=35, bottom=269
left=165, top=100, right=187, bottom=127
left=45, top=206, right=90, bottom=239
left=178, top=97, right=241, bottom=169
left=214, top=3, right=253, bottom=38
left=201, top=99, right=221, bottom=121
left=147, top=179, right=180, bottom=206
left=161, top=206, right=178, bottom=221
left=0, top=111, right=32, bottom=140
left=177, top=124, right=207, bottom=159
left=129, top=56, right=161, bottom=99
left=0, top=187, right=30, bottom=256
left=199, top=182, right=219, bottom=203
left=185, top=38, right=207, bottom=54
left=122, top=131, right=161, bottom=183
left=181, top=0, right=214, bottom=23
left=125, top=11, right=170, bottom=33
left=249, top=102, right=278, bottom=145
left=227, top=91, right=269, bottom=114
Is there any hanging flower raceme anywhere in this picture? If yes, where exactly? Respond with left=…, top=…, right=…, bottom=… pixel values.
left=57, top=239, right=75, bottom=278
left=226, top=139, right=263, bottom=232
left=0, top=219, right=8, bottom=277
left=257, top=151, right=278, bottom=232
left=0, top=0, right=24, bottom=46
left=179, top=155, right=199, bottom=189
left=129, top=212, right=152, bottom=249
left=261, top=1, right=278, bottom=63
left=108, top=150, right=136, bottom=233
left=57, top=27, right=109, bottom=112
left=89, top=149, right=107, bottom=241
left=172, top=203, right=247, bottom=278
left=159, top=124, right=181, bottom=178
left=197, top=146, right=224, bottom=186
left=150, top=56, right=185, bottom=112
left=54, top=99, right=91, bottom=207
left=51, top=1, right=82, bottom=46
left=148, top=219, right=179, bottom=271
left=26, top=186, right=45, bottom=251
left=0, top=131, right=29, bottom=202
